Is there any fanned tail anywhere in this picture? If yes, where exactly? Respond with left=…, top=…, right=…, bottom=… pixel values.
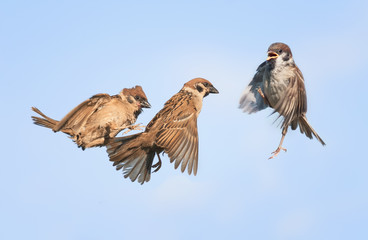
left=31, top=107, right=58, bottom=130
left=298, top=115, right=326, bottom=146
left=106, top=133, right=155, bottom=184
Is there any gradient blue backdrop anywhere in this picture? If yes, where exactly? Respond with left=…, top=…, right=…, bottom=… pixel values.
left=2, top=1, right=367, bottom=239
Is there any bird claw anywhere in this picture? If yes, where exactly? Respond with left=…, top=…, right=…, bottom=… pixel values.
left=121, top=123, right=145, bottom=135
left=152, top=159, right=162, bottom=173
left=257, top=87, right=270, bottom=106
left=257, top=88, right=265, bottom=99
left=269, top=147, right=287, bottom=159
left=152, top=153, right=162, bottom=173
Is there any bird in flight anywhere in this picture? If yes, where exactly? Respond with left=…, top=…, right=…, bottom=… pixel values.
left=239, top=42, right=325, bottom=159
left=32, top=86, right=150, bottom=150
left=107, top=78, right=219, bottom=184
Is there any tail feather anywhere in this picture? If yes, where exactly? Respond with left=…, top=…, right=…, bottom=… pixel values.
left=298, top=115, right=326, bottom=146
left=106, top=133, right=155, bottom=184
left=123, top=155, right=144, bottom=181
left=31, top=107, right=58, bottom=130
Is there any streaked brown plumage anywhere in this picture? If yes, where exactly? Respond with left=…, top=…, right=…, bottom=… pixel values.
left=31, top=86, right=151, bottom=150
left=106, top=78, right=219, bottom=184
left=239, top=42, right=325, bottom=159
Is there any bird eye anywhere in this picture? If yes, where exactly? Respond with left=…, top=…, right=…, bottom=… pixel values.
left=278, top=49, right=283, bottom=54
left=203, top=82, right=209, bottom=87
left=135, top=96, right=140, bottom=100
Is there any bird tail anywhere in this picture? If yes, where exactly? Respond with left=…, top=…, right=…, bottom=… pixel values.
left=297, top=115, right=326, bottom=146
left=31, top=107, right=59, bottom=130
left=106, top=133, right=155, bottom=184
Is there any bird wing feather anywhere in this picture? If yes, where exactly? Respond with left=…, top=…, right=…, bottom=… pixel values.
left=53, top=93, right=112, bottom=132
left=154, top=92, right=199, bottom=175
left=239, top=61, right=269, bottom=113
left=272, top=66, right=307, bottom=128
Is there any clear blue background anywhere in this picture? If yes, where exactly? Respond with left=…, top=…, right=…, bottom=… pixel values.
left=1, top=1, right=367, bottom=239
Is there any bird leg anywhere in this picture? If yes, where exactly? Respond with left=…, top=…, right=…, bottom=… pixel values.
left=121, top=123, right=145, bottom=135
left=257, top=88, right=271, bottom=106
left=269, top=126, right=288, bottom=159
left=152, top=152, right=162, bottom=173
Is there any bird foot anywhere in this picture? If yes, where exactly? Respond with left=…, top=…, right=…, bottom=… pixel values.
left=257, top=88, right=266, bottom=99
left=257, top=88, right=270, bottom=106
left=269, top=147, right=287, bottom=159
left=152, top=156, right=162, bottom=173
left=121, top=123, right=145, bottom=135
left=152, top=153, right=163, bottom=173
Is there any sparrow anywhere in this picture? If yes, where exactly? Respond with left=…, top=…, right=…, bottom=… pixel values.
left=106, top=78, right=219, bottom=184
left=239, top=42, right=325, bottom=159
left=31, top=86, right=151, bottom=150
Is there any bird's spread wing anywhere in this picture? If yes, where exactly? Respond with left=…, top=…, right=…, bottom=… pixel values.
left=273, top=66, right=307, bottom=128
left=53, top=93, right=112, bottom=132
left=154, top=92, right=199, bottom=175
left=239, top=61, right=269, bottom=113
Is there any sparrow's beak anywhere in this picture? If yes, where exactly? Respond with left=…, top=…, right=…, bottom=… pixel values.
left=267, top=51, right=279, bottom=61
left=209, top=86, right=219, bottom=94
left=140, top=100, right=151, bottom=108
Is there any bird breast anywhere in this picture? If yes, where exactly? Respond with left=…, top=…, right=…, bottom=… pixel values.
left=182, top=88, right=203, bottom=114
left=264, top=64, right=293, bottom=107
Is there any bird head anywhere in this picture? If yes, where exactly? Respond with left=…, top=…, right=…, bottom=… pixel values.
left=266, top=42, right=293, bottom=62
left=183, top=78, right=219, bottom=98
left=122, top=85, right=151, bottom=109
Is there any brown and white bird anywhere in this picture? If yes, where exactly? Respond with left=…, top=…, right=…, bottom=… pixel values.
left=32, top=86, right=151, bottom=150
left=107, top=78, right=219, bottom=184
left=239, top=42, right=325, bottom=159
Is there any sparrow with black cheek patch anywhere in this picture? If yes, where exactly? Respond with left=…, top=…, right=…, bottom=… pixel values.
left=31, top=86, right=151, bottom=150
left=239, top=42, right=325, bottom=159
left=106, top=78, right=219, bottom=184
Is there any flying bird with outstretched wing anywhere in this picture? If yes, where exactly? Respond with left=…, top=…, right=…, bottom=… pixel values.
left=32, top=86, right=150, bottom=150
left=107, top=78, right=219, bottom=184
left=239, top=42, right=325, bottom=159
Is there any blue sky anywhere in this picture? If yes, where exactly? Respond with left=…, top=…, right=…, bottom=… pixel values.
left=1, top=1, right=368, bottom=239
